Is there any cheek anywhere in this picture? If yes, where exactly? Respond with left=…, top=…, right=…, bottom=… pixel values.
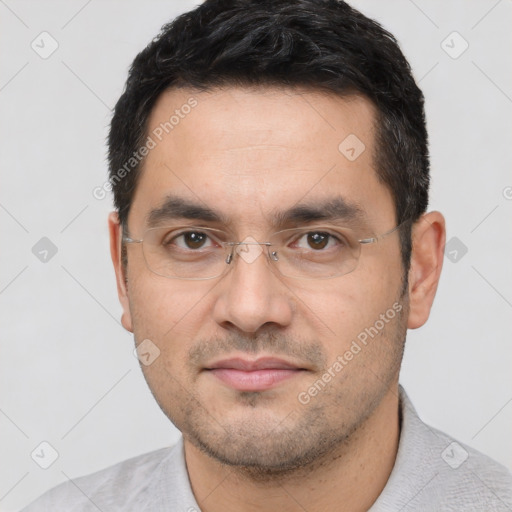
left=291, top=247, right=404, bottom=355
left=128, top=276, right=210, bottom=412
left=129, top=264, right=196, bottom=324
left=127, top=267, right=215, bottom=361
left=288, top=281, right=373, bottom=358
left=355, top=238, right=404, bottom=297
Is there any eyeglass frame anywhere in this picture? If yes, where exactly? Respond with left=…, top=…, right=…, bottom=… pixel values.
left=121, top=219, right=410, bottom=281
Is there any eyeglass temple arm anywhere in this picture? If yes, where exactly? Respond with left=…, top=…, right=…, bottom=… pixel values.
left=122, top=236, right=142, bottom=244
left=358, top=221, right=406, bottom=245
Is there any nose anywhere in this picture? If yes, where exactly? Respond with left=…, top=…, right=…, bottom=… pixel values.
left=212, top=242, right=294, bottom=334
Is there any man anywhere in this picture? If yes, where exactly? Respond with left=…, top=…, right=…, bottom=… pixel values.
left=23, top=0, right=512, bottom=510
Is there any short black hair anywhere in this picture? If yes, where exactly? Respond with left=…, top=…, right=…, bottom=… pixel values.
left=108, top=0, right=429, bottom=278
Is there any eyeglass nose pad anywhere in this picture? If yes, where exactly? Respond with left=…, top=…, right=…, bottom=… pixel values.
left=270, top=250, right=279, bottom=261
left=225, top=252, right=233, bottom=264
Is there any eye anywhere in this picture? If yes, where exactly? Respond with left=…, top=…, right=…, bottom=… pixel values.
left=167, top=230, right=216, bottom=250
left=294, top=231, right=341, bottom=251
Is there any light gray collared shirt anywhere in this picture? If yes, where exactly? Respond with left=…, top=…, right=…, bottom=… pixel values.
left=22, top=387, right=512, bottom=511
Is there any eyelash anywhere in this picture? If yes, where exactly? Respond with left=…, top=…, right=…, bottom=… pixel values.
left=163, top=229, right=346, bottom=251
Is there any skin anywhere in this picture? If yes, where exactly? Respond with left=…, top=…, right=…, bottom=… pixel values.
left=109, top=86, right=445, bottom=512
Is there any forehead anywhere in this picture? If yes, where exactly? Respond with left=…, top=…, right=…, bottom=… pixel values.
left=128, top=86, right=395, bottom=231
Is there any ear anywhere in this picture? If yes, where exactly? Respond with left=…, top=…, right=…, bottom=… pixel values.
left=407, top=211, right=446, bottom=329
left=108, top=212, right=133, bottom=332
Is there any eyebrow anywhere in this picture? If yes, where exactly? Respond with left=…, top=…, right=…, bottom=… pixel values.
left=270, top=197, right=366, bottom=227
left=147, top=195, right=229, bottom=227
left=146, top=195, right=366, bottom=229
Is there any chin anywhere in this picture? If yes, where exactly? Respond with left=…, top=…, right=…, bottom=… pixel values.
left=180, top=402, right=356, bottom=479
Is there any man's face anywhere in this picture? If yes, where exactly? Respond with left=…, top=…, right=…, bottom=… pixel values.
left=119, top=87, right=408, bottom=471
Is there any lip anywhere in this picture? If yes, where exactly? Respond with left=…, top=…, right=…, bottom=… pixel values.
left=205, top=357, right=305, bottom=391
left=207, top=357, right=301, bottom=371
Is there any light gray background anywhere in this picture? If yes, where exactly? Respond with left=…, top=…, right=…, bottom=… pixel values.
left=1, top=1, right=511, bottom=510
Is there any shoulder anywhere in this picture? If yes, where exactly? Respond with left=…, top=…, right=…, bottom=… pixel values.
left=21, top=445, right=176, bottom=511
left=425, top=423, right=512, bottom=509
left=372, top=387, right=512, bottom=511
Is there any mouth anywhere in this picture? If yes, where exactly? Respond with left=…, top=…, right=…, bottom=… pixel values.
left=205, top=357, right=307, bottom=391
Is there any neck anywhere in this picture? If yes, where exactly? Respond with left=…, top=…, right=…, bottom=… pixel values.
left=184, top=386, right=401, bottom=512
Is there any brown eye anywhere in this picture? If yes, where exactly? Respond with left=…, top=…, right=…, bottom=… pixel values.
left=307, top=232, right=329, bottom=250
left=183, top=232, right=208, bottom=249
left=291, top=230, right=345, bottom=252
left=169, top=231, right=214, bottom=250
